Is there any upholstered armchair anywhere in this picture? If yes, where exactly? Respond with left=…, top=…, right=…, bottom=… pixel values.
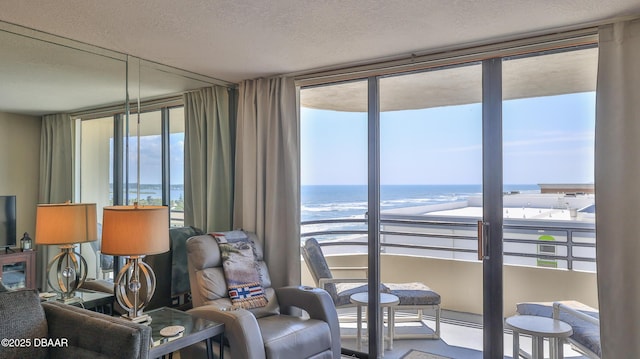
left=185, top=232, right=341, bottom=359
left=0, top=289, right=151, bottom=359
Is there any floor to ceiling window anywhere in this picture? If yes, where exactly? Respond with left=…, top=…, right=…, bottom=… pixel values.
left=300, top=80, right=370, bottom=355
left=378, top=63, right=485, bottom=352
left=501, top=46, right=598, bottom=340
left=169, top=107, right=186, bottom=227
left=300, top=37, right=597, bottom=359
left=78, top=115, right=115, bottom=280
left=78, top=104, right=186, bottom=280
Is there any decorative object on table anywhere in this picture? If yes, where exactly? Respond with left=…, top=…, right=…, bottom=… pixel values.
left=20, top=232, right=32, bottom=251
left=35, top=202, right=97, bottom=302
left=101, top=204, right=169, bottom=323
left=160, top=325, right=185, bottom=337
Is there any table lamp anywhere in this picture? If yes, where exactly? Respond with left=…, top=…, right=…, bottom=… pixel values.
left=101, top=204, right=169, bottom=322
left=35, top=202, right=98, bottom=302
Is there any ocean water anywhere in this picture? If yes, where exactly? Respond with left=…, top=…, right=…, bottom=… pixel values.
left=110, top=184, right=184, bottom=203
left=114, top=183, right=539, bottom=224
left=301, top=184, right=539, bottom=223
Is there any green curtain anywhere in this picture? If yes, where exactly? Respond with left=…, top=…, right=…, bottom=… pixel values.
left=233, top=77, right=300, bottom=289
left=183, top=86, right=235, bottom=232
left=38, top=113, right=74, bottom=290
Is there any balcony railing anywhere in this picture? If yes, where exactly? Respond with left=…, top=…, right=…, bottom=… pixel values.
left=301, top=215, right=596, bottom=272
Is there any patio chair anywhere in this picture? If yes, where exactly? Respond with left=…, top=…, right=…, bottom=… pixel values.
left=516, top=300, right=601, bottom=358
left=302, top=237, right=441, bottom=339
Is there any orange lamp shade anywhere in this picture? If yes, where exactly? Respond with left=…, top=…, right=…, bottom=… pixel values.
left=101, top=205, right=169, bottom=256
left=35, top=203, right=98, bottom=245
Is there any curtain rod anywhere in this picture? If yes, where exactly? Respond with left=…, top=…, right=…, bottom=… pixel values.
left=70, top=96, right=183, bottom=120
left=71, top=82, right=235, bottom=120
left=294, top=14, right=639, bottom=87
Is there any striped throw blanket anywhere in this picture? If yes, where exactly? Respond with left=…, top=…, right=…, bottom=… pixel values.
left=211, top=231, right=268, bottom=309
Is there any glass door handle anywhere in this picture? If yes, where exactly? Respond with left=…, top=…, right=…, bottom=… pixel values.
left=477, top=220, right=490, bottom=260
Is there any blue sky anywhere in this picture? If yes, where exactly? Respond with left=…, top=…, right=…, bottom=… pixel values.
left=124, top=91, right=596, bottom=187
left=115, top=133, right=185, bottom=185
left=301, top=92, right=595, bottom=186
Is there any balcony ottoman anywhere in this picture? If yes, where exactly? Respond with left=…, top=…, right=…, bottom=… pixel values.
left=516, top=300, right=600, bottom=358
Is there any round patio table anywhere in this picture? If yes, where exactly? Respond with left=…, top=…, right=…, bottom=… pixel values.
left=350, top=292, right=399, bottom=353
left=505, top=315, right=573, bottom=359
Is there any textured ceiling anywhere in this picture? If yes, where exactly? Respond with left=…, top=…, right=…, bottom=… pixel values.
left=1, top=0, right=639, bottom=83
left=301, top=48, right=598, bottom=112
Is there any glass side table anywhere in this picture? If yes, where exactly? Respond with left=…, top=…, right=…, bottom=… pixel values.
left=72, top=289, right=115, bottom=314
left=146, top=307, right=224, bottom=359
left=40, top=288, right=114, bottom=314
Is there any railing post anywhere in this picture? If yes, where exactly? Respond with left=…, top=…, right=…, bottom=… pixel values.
left=567, top=229, right=574, bottom=270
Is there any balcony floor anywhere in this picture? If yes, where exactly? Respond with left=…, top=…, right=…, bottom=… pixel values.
left=338, top=308, right=590, bottom=359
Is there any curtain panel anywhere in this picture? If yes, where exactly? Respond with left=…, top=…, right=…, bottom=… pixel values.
left=38, top=113, right=74, bottom=290
left=183, top=86, right=234, bottom=232
left=233, top=77, right=300, bottom=289
left=39, top=113, right=74, bottom=204
left=595, top=19, right=640, bottom=357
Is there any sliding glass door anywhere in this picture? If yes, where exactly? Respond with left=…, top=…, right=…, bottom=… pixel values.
left=300, top=80, right=371, bottom=355
left=501, top=46, right=598, bottom=358
left=300, top=40, right=598, bottom=359
left=378, top=63, right=487, bottom=352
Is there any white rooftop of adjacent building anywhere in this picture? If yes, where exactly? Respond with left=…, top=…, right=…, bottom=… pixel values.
left=384, top=192, right=595, bottom=223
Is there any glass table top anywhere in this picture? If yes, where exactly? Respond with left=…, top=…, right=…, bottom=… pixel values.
left=145, top=307, right=223, bottom=349
left=40, top=288, right=113, bottom=304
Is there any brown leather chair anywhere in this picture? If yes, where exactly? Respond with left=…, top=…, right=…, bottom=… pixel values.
left=185, top=232, right=340, bottom=359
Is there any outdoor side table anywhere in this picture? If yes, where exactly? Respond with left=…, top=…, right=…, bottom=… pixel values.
left=350, top=292, right=400, bottom=353
left=505, top=315, right=573, bottom=359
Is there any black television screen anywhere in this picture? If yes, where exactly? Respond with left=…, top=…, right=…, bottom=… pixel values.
left=0, top=196, right=17, bottom=248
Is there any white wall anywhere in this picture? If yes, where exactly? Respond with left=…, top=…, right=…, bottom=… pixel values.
left=0, top=111, right=40, bottom=244
left=302, top=253, right=598, bottom=317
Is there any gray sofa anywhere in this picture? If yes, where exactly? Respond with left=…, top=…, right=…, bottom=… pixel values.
left=0, top=289, right=151, bottom=359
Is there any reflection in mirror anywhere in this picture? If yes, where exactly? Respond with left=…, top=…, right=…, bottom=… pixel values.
left=0, top=27, right=127, bottom=116
left=0, top=22, right=229, bottom=117
left=0, top=20, right=233, bottom=286
left=139, top=58, right=218, bottom=102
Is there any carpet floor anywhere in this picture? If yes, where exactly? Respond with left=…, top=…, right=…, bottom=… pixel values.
left=400, top=349, right=453, bottom=359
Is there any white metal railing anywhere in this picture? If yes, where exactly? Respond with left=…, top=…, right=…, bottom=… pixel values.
left=301, top=215, right=596, bottom=271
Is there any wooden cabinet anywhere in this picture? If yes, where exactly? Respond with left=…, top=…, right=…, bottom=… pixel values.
left=0, top=250, right=36, bottom=290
